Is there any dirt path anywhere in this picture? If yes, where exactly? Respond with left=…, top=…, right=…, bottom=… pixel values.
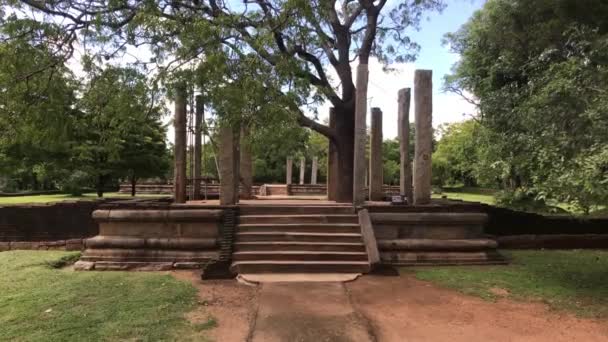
left=347, top=275, right=608, bottom=342
left=174, top=272, right=608, bottom=342
left=251, top=282, right=374, bottom=342
left=172, top=271, right=259, bottom=342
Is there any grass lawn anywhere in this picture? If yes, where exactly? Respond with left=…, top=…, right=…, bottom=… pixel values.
left=407, top=250, right=608, bottom=318
left=0, top=251, right=212, bottom=341
left=432, top=191, right=496, bottom=205
left=0, top=192, right=169, bottom=205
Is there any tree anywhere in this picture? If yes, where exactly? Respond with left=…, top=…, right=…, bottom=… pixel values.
left=0, top=18, right=77, bottom=191
left=432, top=120, right=481, bottom=187
left=445, top=0, right=608, bottom=212
left=5, top=0, right=445, bottom=202
left=73, top=66, right=167, bottom=197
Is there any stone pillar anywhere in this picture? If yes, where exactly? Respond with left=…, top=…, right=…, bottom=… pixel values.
left=414, top=70, right=433, bottom=205
left=193, top=95, right=204, bottom=200
left=369, top=107, right=383, bottom=201
left=327, top=108, right=338, bottom=201
left=286, top=157, right=293, bottom=185
left=299, top=157, right=306, bottom=185
left=311, top=157, right=318, bottom=185
left=240, top=125, right=253, bottom=199
left=219, top=125, right=239, bottom=205
left=353, top=63, right=369, bottom=205
left=173, top=85, right=187, bottom=203
left=398, top=88, right=414, bottom=203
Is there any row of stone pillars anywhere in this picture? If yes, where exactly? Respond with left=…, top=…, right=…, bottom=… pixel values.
left=174, top=69, right=433, bottom=205
left=325, top=69, right=433, bottom=205
left=285, top=157, right=320, bottom=185
left=173, top=88, right=254, bottom=205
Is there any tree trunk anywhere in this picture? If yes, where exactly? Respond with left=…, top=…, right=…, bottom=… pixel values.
left=131, top=177, right=137, bottom=197
left=333, top=106, right=355, bottom=203
left=96, top=175, right=104, bottom=198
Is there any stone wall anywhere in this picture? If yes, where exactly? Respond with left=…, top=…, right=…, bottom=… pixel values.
left=77, top=204, right=228, bottom=270
left=118, top=183, right=260, bottom=197
left=0, top=201, right=101, bottom=245
left=119, top=182, right=403, bottom=198
left=366, top=200, right=608, bottom=250
left=365, top=201, right=504, bottom=265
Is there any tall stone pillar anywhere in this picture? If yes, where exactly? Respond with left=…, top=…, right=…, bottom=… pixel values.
left=353, top=63, right=369, bottom=205
left=173, top=85, right=187, bottom=203
left=311, top=157, right=318, bottom=185
left=369, top=107, right=383, bottom=201
left=299, top=157, right=306, bottom=185
left=398, top=88, right=413, bottom=203
left=240, top=125, right=253, bottom=199
left=327, top=108, right=338, bottom=200
left=219, top=125, right=240, bottom=205
left=193, top=95, right=204, bottom=200
left=286, top=158, right=293, bottom=185
left=414, top=70, right=433, bottom=205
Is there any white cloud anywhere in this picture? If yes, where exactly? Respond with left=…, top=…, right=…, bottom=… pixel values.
left=309, top=57, right=477, bottom=139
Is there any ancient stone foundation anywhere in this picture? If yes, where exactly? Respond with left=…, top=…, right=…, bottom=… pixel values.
left=366, top=202, right=506, bottom=265
left=76, top=207, right=224, bottom=271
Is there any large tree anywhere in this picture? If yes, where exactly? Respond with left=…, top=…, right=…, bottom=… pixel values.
left=73, top=65, right=167, bottom=197
left=3, top=0, right=444, bottom=201
left=445, top=0, right=608, bottom=212
left=0, top=19, right=77, bottom=190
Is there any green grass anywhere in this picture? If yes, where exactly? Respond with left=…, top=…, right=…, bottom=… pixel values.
left=0, top=192, right=169, bottom=205
left=432, top=191, right=496, bottom=205
left=0, top=251, right=209, bottom=341
left=407, top=250, right=608, bottom=318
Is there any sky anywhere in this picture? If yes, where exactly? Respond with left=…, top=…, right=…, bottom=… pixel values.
left=311, top=0, right=486, bottom=139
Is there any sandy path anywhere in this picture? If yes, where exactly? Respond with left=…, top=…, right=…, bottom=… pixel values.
left=173, top=271, right=608, bottom=342
left=172, top=271, right=259, bottom=342
left=347, top=275, right=608, bottom=342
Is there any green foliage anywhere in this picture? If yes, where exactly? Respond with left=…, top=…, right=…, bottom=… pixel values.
left=72, top=65, right=169, bottom=196
left=59, top=171, right=90, bottom=196
left=445, top=0, right=608, bottom=212
left=411, top=250, right=608, bottom=318
left=432, top=120, right=485, bottom=187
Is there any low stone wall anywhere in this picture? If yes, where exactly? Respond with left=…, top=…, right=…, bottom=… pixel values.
left=365, top=201, right=505, bottom=265
left=118, top=183, right=260, bottom=197
left=77, top=205, right=227, bottom=270
left=120, top=182, right=403, bottom=198
left=497, top=234, right=608, bottom=249
left=0, top=201, right=102, bottom=243
left=0, top=239, right=85, bottom=252
left=288, top=184, right=326, bottom=196
left=484, top=205, right=608, bottom=236
left=367, top=200, right=608, bottom=249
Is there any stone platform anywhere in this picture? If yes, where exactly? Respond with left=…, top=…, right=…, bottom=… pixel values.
left=75, top=198, right=505, bottom=272
left=76, top=206, right=227, bottom=271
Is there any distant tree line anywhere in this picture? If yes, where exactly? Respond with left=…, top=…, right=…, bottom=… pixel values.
left=437, top=0, right=608, bottom=214
left=0, top=20, right=171, bottom=196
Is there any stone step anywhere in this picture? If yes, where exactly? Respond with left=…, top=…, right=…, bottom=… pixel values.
left=234, top=241, right=366, bottom=252
left=238, top=205, right=355, bottom=216
left=237, top=223, right=361, bottom=234
left=238, top=214, right=358, bottom=224
left=236, top=232, right=363, bottom=243
left=232, top=251, right=368, bottom=261
left=230, top=260, right=370, bottom=274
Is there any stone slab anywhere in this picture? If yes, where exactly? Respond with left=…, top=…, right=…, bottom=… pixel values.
left=251, top=282, right=373, bottom=342
left=238, top=273, right=361, bottom=284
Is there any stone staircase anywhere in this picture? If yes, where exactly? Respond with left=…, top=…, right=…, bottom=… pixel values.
left=230, top=205, right=371, bottom=274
